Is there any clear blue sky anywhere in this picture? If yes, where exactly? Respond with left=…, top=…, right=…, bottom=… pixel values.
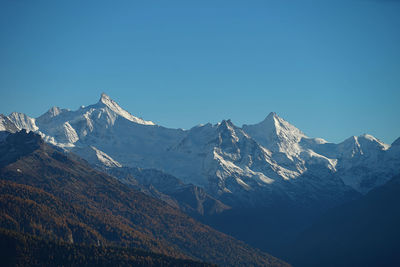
left=1, top=0, right=399, bottom=144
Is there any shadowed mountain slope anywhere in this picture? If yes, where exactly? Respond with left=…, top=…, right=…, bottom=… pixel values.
left=288, top=174, right=400, bottom=267
left=0, top=130, right=289, bottom=267
left=105, top=166, right=231, bottom=218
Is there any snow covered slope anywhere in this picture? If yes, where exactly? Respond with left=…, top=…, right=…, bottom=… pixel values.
left=243, top=112, right=308, bottom=158
left=243, top=113, right=398, bottom=194
left=2, top=93, right=399, bottom=205
left=0, top=114, right=18, bottom=133
left=7, top=112, right=38, bottom=132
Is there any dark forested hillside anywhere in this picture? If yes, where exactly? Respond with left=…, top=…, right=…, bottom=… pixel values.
left=288, top=174, right=400, bottom=267
left=0, top=228, right=215, bottom=267
left=0, top=131, right=289, bottom=267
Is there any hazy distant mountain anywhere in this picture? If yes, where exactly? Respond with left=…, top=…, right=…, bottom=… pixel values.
left=0, top=131, right=288, bottom=267
left=288, top=173, right=400, bottom=267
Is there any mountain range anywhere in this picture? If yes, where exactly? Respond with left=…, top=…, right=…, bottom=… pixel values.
left=3, top=94, right=398, bottom=197
left=1, top=93, right=399, bottom=265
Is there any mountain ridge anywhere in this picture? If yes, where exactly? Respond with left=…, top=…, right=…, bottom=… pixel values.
left=1, top=93, right=398, bottom=197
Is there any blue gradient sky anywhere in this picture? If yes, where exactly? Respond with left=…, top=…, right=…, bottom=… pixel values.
left=1, top=0, right=399, bottom=143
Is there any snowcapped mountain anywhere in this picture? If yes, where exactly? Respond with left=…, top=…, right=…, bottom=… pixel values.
left=243, top=112, right=337, bottom=176
left=243, top=112, right=398, bottom=194
left=1, top=93, right=399, bottom=205
left=243, top=112, right=308, bottom=157
left=169, top=119, right=283, bottom=193
left=0, top=114, right=18, bottom=133
left=7, top=112, right=38, bottom=132
left=7, top=93, right=155, bottom=144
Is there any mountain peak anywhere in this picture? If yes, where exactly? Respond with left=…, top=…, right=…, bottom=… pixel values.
left=338, top=134, right=390, bottom=156
left=43, top=106, right=66, bottom=118
left=99, top=92, right=112, bottom=104
left=357, top=134, right=390, bottom=150
left=216, top=120, right=238, bottom=137
left=219, top=119, right=234, bottom=127
left=256, top=112, right=305, bottom=138
left=98, top=92, right=117, bottom=107
left=7, top=112, right=38, bottom=132
left=265, top=112, right=277, bottom=120
left=0, top=114, right=18, bottom=133
left=97, top=93, right=155, bottom=126
left=242, top=112, right=306, bottom=154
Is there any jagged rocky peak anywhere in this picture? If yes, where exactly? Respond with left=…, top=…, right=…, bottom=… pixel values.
left=97, top=93, right=125, bottom=112
left=244, top=112, right=305, bottom=139
left=217, top=119, right=235, bottom=131
left=96, top=93, right=155, bottom=125
left=242, top=112, right=306, bottom=156
left=338, top=134, right=389, bottom=156
left=99, top=92, right=116, bottom=106
left=264, top=112, right=305, bottom=139
left=36, top=106, right=68, bottom=124
left=7, top=112, right=38, bottom=132
left=47, top=106, right=63, bottom=117
left=216, top=119, right=241, bottom=146
left=263, top=111, right=278, bottom=124
left=0, top=114, right=18, bottom=133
